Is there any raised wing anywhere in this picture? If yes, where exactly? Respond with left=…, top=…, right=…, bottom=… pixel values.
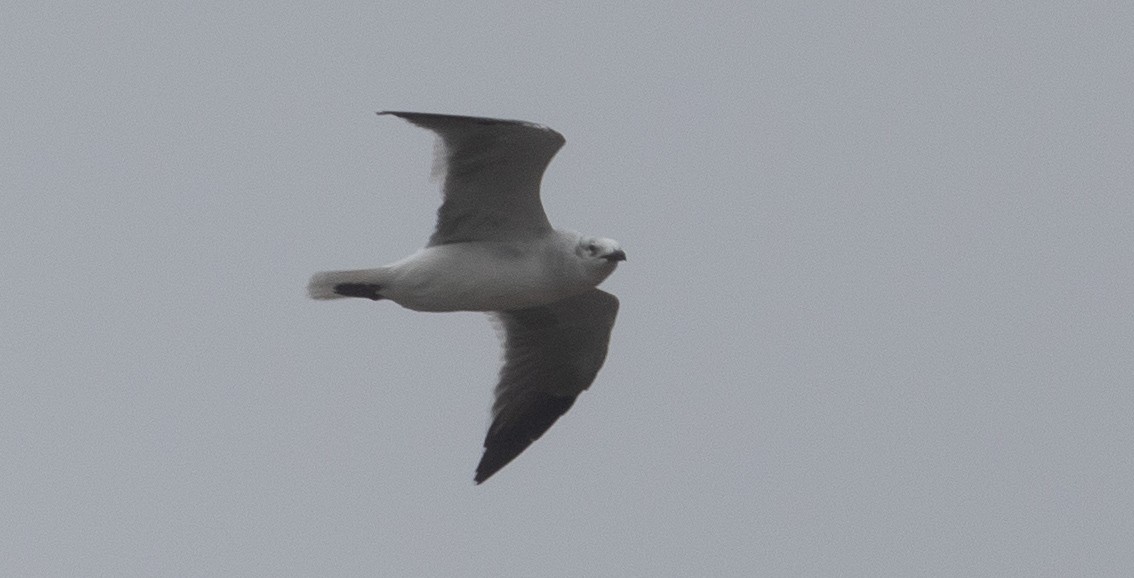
left=476, top=289, right=620, bottom=483
left=379, top=112, right=564, bottom=246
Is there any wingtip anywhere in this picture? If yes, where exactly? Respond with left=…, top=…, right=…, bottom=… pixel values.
left=473, top=452, right=515, bottom=484
left=373, top=111, right=562, bottom=137
left=376, top=111, right=435, bottom=127
left=473, top=459, right=499, bottom=484
left=473, top=393, right=579, bottom=484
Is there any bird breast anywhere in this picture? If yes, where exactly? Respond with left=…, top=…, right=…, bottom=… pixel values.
left=381, top=242, right=590, bottom=312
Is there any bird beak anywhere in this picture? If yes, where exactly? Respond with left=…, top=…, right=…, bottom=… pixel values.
left=603, top=249, right=627, bottom=262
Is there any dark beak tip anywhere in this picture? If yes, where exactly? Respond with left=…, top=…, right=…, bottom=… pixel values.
left=605, top=250, right=627, bottom=262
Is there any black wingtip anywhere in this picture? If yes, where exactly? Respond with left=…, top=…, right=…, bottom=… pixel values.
left=377, top=110, right=412, bottom=120
left=473, top=393, right=578, bottom=484
left=376, top=111, right=558, bottom=136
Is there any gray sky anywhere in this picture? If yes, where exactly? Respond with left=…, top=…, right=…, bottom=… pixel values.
left=4, top=2, right=1132, bottom=575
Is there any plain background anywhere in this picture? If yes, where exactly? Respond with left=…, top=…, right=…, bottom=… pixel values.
left=4, top=2, right=1132, bottom=575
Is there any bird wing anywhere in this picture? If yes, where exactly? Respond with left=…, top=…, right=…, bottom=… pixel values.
left=380, top=112, right=564, bottom=246
left=476, top=289, right=620, bottom=483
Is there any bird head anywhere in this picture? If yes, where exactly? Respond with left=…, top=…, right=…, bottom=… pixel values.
left=575, top=235, right=626, bottom=284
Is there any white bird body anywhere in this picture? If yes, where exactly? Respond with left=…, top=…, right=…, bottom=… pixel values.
left=310, top=230, right=619, bottom=312
left=308, top=112, right=625, bottom=483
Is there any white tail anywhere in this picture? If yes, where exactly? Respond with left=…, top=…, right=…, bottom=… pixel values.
left=307, top=268, right=387, bottom=300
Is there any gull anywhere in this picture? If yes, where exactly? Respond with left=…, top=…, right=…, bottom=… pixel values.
left=308, top=112, right=626, bottom=483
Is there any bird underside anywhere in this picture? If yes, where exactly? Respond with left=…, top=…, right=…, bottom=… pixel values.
left=308, top=112, right=623, bottom=484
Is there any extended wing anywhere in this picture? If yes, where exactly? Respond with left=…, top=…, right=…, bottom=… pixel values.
left=380, top=112, right=564, bottom=246
left=476, top=289, right=620, bottom=483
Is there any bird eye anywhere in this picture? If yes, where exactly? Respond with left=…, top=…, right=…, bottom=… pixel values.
left=586, top=243, right=597, bottom=255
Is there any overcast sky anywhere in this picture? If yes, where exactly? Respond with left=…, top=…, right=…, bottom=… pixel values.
left=4, top=2, right=1133, bottom=575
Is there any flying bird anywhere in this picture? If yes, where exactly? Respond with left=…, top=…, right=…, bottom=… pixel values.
left=308, top=112, right=626, bottom=483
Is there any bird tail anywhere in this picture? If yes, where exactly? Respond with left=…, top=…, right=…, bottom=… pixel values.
left=307, top=268, right=388, bottom=300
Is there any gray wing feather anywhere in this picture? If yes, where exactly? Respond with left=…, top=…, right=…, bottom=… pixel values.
left=475, top=289, right=620, bottom=483
left=379, top=112, right=563, bottom=246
